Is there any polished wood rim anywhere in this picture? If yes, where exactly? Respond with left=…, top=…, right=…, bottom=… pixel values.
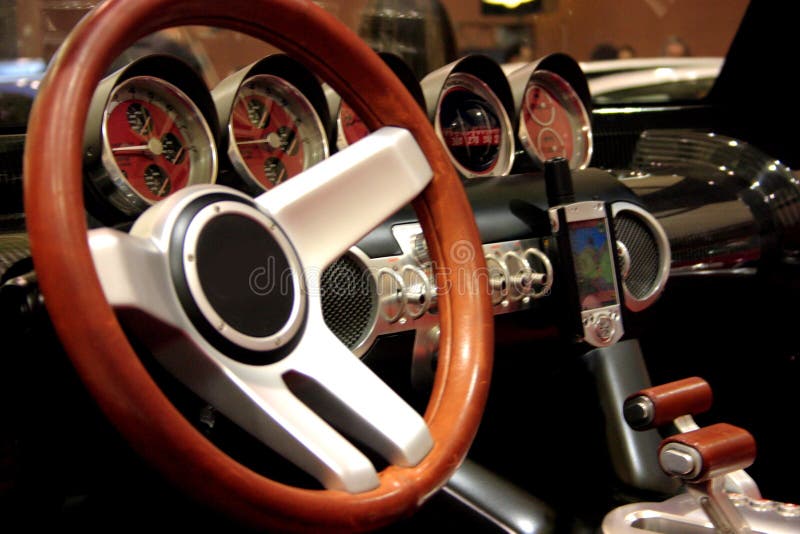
left=23, top=0, right=493, bottom=531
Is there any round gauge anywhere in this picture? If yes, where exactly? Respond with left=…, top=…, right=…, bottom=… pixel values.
left=435, top=72, right=514, bottom=179
left=228, top=74, right=328, bottom=191
left=336, top=100, right=370, bottom=150
left=102, top=76, right=217, bottom=212
left=518, top=70, right=592, bottom=169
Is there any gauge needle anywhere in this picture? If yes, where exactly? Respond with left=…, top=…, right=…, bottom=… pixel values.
left=140, top=114, right=152, bottom=136
left=173, top=145, right=185, bottom=163
left=257, top=107, right=269, bottom=129
left=112, top=144, right=149, bottom=153
left=274, top=165, right=287, bottom=185
left=237, top=138, right=271, bottom=146
left=157, top=176, right=171, bottom=197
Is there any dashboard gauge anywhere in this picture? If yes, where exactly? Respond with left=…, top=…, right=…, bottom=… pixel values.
left=227, top=74, right=328, bottom=191
left=518, top=69, right=592, bottom=169
left=336, top=100, right=370, bottom=150
left=434, top=72, right=514, bottom=178
left=100, top=75, right=217, bottom=214
left=334, top=52, right=425, bottom=151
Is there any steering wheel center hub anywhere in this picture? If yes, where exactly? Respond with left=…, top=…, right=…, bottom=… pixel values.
left=179, top=200, right=305, bottom=353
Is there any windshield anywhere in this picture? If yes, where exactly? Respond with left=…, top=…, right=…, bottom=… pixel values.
left=0, top=0, right=748, bottom=113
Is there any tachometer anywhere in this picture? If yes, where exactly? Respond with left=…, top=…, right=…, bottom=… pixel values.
left=227, top=74, right=328, bottom=190
left=518, top=69, right=592, bottom=169
left=102, top=76, right=216, bottom=208
left=84, top=55, right=219, bottom=221
left=434, top=72, right=514, bottom=178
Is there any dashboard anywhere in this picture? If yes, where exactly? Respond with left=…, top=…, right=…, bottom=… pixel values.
left=0, top=50, right=679, bottom=365
left=2, top=8, right=800, bottom=529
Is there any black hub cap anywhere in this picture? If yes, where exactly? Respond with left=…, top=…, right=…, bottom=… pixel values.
left=195, top=213, right=294, bottom=337
left=170, top=195, right=306, bottom=364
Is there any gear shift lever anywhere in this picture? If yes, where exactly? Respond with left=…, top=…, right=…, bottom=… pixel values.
left=602, top=377, right=800, bottom=534
left=659, top=423, right=756, bottom=534
left=623, top=376, right=761, bottom=499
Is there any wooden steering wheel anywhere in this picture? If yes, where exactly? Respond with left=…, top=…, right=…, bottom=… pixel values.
left=23, top=0, right=493, bottom=531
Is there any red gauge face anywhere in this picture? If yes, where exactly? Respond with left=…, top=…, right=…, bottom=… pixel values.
left=106, top=99, right=190, bottom=200
left=336, top=100, right=370, bottom=150
left=229, top=74, right=328, bottom=191
left=102, top=76, right=217, bottom=212
left=519, top=70, right=592, bottom=170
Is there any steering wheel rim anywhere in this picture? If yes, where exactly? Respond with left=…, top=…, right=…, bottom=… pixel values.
left=23, top=0, right=493, bottom=531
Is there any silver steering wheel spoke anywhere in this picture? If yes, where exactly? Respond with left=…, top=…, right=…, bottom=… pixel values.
left=255, top=126, right=432, bottom=271
left=88, top=227, right=185, bottom=329
left=284, top=307, right=434, bottom=468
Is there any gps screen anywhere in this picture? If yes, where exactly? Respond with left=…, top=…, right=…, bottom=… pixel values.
left=569, top=218, right=618, bottom=311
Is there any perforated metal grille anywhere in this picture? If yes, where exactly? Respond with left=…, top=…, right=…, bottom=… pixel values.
left=321, top=254, right=377, bottom=349
left=614, top=212, right=660, bottom=300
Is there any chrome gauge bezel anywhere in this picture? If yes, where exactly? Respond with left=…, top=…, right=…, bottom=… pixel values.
left=99, top=75, right=218, bottom=215
left=434, top=72, right=515, bottom=179
left=518, top=69, right=592, bottom=170
left=227, top=73, right=329, bottom=192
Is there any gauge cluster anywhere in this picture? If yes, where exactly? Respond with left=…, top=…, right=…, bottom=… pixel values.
left=80, top=51, right=595, bottom=223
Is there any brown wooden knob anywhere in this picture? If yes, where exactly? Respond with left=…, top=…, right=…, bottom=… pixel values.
left=624, top=376, right=712, bottom=430
left=659, top=423, right=756, bottom=483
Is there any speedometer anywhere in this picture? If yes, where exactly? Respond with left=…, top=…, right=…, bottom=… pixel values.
left=434, top=72, right=514, bottom=178
left=102, top=76, right=217, bottom=206
left=518, top=69, right=592, bottom=169
left=227, top=74, right=328, bottom=190
left=213, top=55, right=330, bottom=195
left=84, top=55, right=219, bottom=221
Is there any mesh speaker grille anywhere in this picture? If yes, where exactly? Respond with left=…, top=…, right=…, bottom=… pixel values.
left=321, top=254, right=377, bottom=349
left=614, top=212, right=660, bottom=301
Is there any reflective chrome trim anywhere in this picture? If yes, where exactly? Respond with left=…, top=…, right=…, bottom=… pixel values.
left=523, top=247, right=554, bottom=299
left=602, top=492, right=800, bottom=534
left=401, top=264, right=432, bottom=319
left=376, top=267, right=406, bottom=324
left=611, top=201, right=671, bottom=312
left=181, top=200, right=306, bottom=351
left=503, top=250, right=533, bottom=301
left=485, top=255, right=510, bottom=305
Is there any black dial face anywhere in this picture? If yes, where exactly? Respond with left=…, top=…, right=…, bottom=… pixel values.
left=126, top=102, right=153, bottom=135
left=439, top=88, right=501, bottom=173
left=435, top=72, right=513, bottom=178
left=143, top=163, right=170, bottom=197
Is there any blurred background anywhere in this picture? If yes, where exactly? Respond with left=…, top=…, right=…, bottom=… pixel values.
left=1, top=0, right=747, bottom=86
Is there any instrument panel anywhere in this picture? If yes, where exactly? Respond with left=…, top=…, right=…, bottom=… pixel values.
left=79, top=51, right=596, bottom=224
